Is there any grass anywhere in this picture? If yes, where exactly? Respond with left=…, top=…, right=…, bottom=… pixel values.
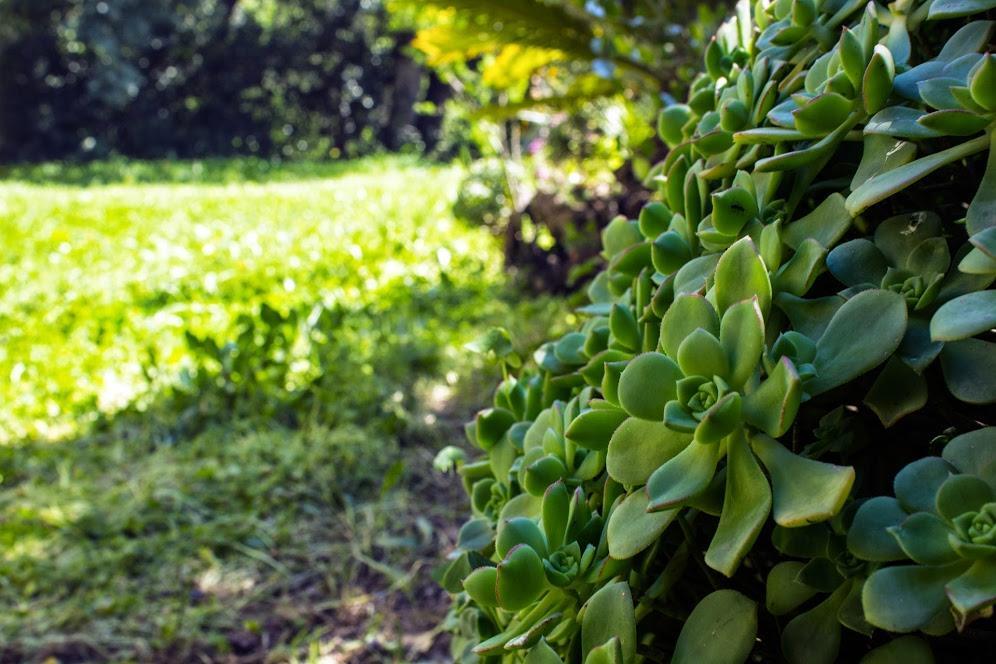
left=0, top=157, right=569, bottom=662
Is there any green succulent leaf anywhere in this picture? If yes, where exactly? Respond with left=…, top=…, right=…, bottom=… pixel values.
left=497, top=517, right=548, bottom=559
left=677, top=328, right=730, bottom=379
left=890, top=512, right=961, bottom=565
left=928, top=0, right=996, bottom=19
left=864, top=356, right=928, bottom=428
left=660, top=294, right=721, bottom=358
left=525, top=639, right=566, bottom=664
left=944, top=559, right=996, bottom=617
left=942, top=427, right=996, bottom=490
left=464, top=566, right=500, bottom=607
left=846, top=134, right=990, bottom=216
left=719, top=297, right=766, bottom=388
left=894, top=457, right=956, bottom=515
left=607, top=418, right=692, bottom=486
left=967, top=132, right=996, bottom=235
left=646, top=438, right=726, bottom=511
left=935, top=474, right=994, bottom=522
left=808, top=289, right=907, bottom=396
left=865, top=107, right=943, bottom=140
left=457, top=518, right=495, bottom=553
left=639, top=202, right=672, bottom=238
left=705, top=430, right=772, bottom=576
left=715, top=237, right=772, bottom=316
left=618, top=352, right=682, bottom=420
left=826, top=239, right=888, bottom=288
left=781, top=583, right=848, bottom=664
left=496, top=544, right=548, bottom=611
left=859, top=636, right=935, bottom=664
left=581, top=581, right=636, bottom=664
left=606, top=489, right=678, bottom=559
left=851, top=135, right=917, bottom=192
left=939, top=338, right=996, bottom=404
left=672, top=589, right=757, bottom=664
left=566, top=407, right=629, bottom=453
left=848, top=496, right=909, bottom=561
left=742, top=357, right=803, bottom=437
left=752, top=434, right=854, bottom=526
left=584, top=637, right=624, bottom=664
left=862, top=562, right=969, bottom=632
left=543, top=481, right=571, bottom=551
left=766, top=561, right=820, bottom=615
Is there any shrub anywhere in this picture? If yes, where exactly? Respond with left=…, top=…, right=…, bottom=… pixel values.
left=436, top=0, right=996, bottom=661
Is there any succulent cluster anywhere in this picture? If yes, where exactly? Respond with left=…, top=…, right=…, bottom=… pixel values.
left=436, top=0, right=995, bottom=661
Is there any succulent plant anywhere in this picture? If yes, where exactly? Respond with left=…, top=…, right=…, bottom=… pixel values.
left=848, top=428, right=996, bottom=632
left=436, top=0, right=996, bottom=661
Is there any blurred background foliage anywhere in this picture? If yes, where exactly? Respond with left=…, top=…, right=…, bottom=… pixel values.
left=1, top=0, right=726, bottom=290
left=0, top=0, right=446, bottom=161
left=387, top=0, right=725, bottom=290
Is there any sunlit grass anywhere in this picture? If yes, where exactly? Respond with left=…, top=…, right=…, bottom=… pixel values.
left=0, top=157, right=569, bottom=661
left=0, top=156, right=502, bottom=442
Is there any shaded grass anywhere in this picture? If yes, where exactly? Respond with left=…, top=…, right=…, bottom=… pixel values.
left=0, top=157, right=570, bottom=662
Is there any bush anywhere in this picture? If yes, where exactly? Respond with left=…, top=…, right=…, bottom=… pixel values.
left=435, top=0, right=996, bottom=662
left=0, top=0, right=441, bottom=162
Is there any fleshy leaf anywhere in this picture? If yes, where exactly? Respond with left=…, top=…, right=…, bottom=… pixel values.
left=826, top=239, right=888, bottom=287
left=781, top=584, right=848, bottom=664
left=646, top=438, right=725, bottom=511
left=928, top=0, right=996, bottom=19
left=672, top=590, right=757, bottom=664
left=930, top=290, right=996, bottom=342
left=497, top=517, right=548, bottom=559
left=677, top=328, right=730, bottom=379
left=720, top=297, right=765, bottom=388
left=775, top=293, right=845, bottom=339
left=945, top=559, right=996, bottom=617
left=607, top=418, right=692, bottom=486
left=890, top=512, right=960, bottom=565
left=862, top=563, right=968, bottom=632
left=864, top=357, right=928, bottom=428
left=942, top=427, right=996, bottom=489
left=566, top=407, right=629, bottom=453
left=464, top=566, right=500, bottom=607
left=496, top=545, right=547, bottom=611
left=808, top=289, right=907, bottom=396
left=752, top=434, right=854, bottom=526
left=584, top=637, right=624, bottom=664
left=935, top=474, right=994, bottom=521
left=618, top=352, right=682, bottom=420
left=705, top=431, right=772, bottom=576
left=766, top=561, right=819, bottom=615
left=742, top=357, right=803, bottom=437
left=525, top=640, right=565, bottom=664
left=581, top=581, right=636, bottom=664
left=940, top=339, right=996, bottom=404
left=875, top=213, right=942, bottom=268
left=847, top=497, right=908, bottom=561
left=715, top=237, right=772, bottom=315
left=894, top=457, right=955, bottom=515
left=846, top=135, right=990, bottom=216
left=967, top=132, right=996, bottom=235
left=606, top=489, right=678, bottom=560
left=660, top=294, right=720, bottom=358
left=543, top=481, right=571, bottom=551
left=851, top=135, right=917, bottom=191
left=859, top=636, right=935, bottom=664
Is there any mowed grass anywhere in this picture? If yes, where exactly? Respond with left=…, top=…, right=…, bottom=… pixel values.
left=0, top=158, right=567, bottom=662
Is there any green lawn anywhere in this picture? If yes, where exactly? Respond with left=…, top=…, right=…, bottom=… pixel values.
left=0, top=157, right=567, bottom=662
